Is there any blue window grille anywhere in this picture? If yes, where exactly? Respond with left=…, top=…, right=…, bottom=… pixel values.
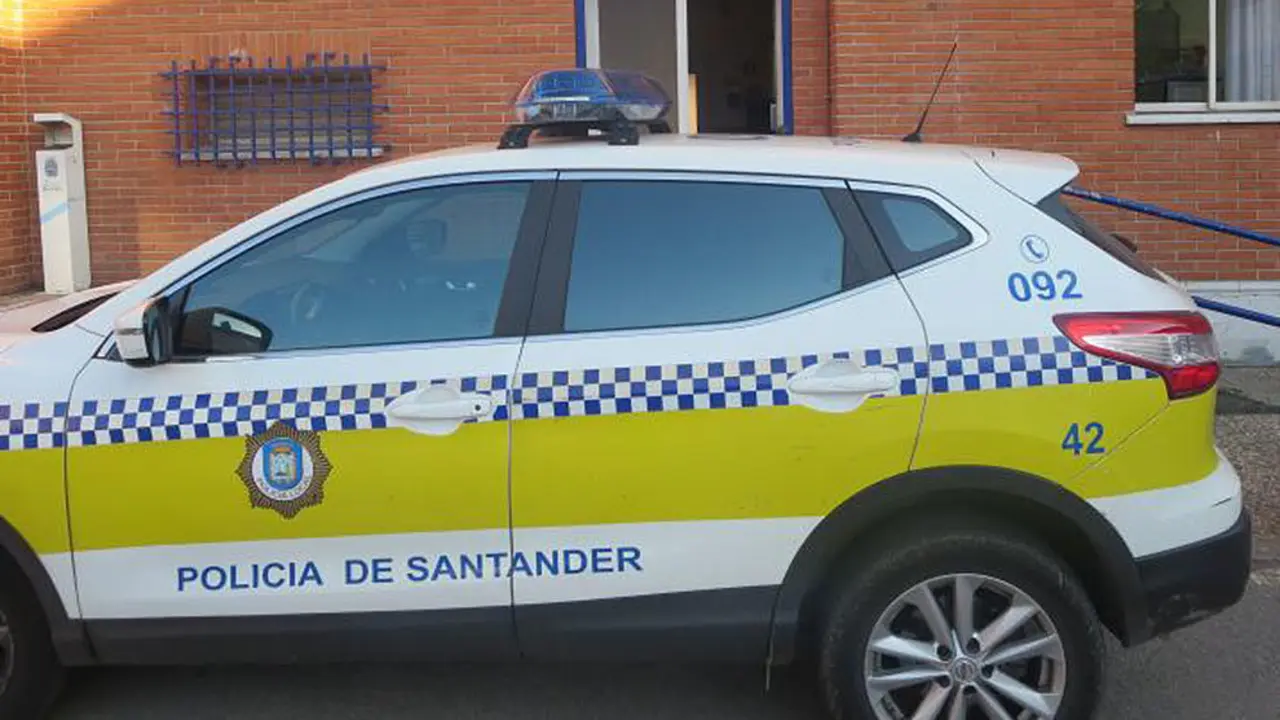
left=162, top=52, right=390, bottom=166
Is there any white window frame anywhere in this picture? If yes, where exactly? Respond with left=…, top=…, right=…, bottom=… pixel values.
left=581, top=0, right=690, bottom=133
left=1129, top=0, right=1280, bottom=125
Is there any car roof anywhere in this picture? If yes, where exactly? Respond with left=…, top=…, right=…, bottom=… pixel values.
left=353, top=133, right=1079, bottom=203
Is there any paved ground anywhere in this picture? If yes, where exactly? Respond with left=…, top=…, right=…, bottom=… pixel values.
left=45, top=569, right=1280, bottom=719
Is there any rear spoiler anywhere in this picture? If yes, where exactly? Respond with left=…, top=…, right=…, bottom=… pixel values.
left=960, top=147, right=1080, bottom=205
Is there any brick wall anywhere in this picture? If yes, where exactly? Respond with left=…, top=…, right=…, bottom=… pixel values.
left=826, top=0, right=1280, bottom=282
left=16, top=0, right=574, bottom=285
left=2, top=0, right=1275, bottom=289
left=0, top=0, right=31, bottom=294
left=791, top=0, right=829, bottom=136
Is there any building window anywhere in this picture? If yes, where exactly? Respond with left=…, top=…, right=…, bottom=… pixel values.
left=1134, top=0, right=1279, bottom=117
left=163, top=52, right=389, bottom=166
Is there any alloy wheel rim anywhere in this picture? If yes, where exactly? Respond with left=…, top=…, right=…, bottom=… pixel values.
left=862, top=573, right=1067, bottom=720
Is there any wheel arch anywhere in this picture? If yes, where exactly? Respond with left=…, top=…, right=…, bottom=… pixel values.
left=766, top=465, right=1151, bottom=666
left=0, top=516, right=93, bottom=666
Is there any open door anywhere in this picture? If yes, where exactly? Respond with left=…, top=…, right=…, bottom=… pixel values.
left=688, top=0, right=777, bottom=134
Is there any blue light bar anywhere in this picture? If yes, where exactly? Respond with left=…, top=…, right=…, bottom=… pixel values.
left=499, top=68, right=673, bottom=149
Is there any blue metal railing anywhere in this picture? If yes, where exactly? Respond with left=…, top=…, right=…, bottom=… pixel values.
left=162, top=53, right=390, bottom=167
left=1064, top=186, right=1280, bottom=250
left=1065, top=186, right=1280, bottom=329
left=1191, top=297, right=1280, bottom=327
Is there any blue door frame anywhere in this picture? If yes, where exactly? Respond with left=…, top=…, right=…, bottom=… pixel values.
left=573, top=0, right=795, bottom=135
left=574, top=0, right=588, bottom=68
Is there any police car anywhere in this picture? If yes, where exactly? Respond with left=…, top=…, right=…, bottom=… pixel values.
left=0, top=69, right=1252, bottom=719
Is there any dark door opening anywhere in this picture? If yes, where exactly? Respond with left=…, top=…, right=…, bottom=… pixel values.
left=688, top=0, right=776, bottom=134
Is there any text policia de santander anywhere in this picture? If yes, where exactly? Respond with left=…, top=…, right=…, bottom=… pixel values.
left=176, top=545, right=646, bottom=593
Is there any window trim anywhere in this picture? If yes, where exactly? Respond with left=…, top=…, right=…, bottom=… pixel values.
left=1133, top=0, right=1280, bottom=119
left=527, top=171, right=891, bottom=337
left=1126, top=108, right=1280, bottom=125
left=151, top=171, right=557, bottom=361
left=844, top=179, right=989, bottom=278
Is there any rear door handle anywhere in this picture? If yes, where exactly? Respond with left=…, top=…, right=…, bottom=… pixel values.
left=385, top=386, right=494, bottom=436
left=787, top=360, right=899, bottom=413
left=788, top=368, right=899, bottom=395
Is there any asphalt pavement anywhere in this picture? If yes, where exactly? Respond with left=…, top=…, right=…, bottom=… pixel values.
left=49, top=567, right=1280, bottom=720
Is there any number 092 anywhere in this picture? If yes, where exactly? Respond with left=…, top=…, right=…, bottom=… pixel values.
left=1008, top=270, right=1082, bottom=302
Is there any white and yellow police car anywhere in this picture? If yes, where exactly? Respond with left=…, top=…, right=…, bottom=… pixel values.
left=0, top=69, right=1252, bottom=719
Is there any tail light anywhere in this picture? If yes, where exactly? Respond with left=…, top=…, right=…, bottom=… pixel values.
left=1053, top=311, right=1220, bottom=400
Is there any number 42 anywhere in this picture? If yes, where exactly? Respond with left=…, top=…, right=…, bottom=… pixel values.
left=1063, top=422, right=1105, bottom=456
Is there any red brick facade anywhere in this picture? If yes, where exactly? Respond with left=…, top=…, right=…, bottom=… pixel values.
left=10, top=0, right=574, bottom=286
left=0, top=0, right=1275, bottom=291
left=826, top=0, right=1280, bottom=283
left=0, top=0, right=32, bottom=294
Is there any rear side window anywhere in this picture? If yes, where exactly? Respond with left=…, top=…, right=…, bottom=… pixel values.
left=854, top=191, right=972, bottom=271
left=1036, top=192, right=1163, bottom=281
left=563, top=180, right=846, bottom=332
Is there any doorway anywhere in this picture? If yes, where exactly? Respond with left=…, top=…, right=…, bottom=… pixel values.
left=579, top=0, right=790, bottom=135
left=688, top=0, right=776, bottom=134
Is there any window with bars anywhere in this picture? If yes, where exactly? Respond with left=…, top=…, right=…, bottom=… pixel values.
left=163, top=52, right=390, bottom=165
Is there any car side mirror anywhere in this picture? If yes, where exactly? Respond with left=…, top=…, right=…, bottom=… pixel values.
left=180, top=306, right=273, bottom=356
left=113, top=297, right=173, bottom=367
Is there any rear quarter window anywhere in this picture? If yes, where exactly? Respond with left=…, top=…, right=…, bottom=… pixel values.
left=854, top=191, right=973, bottom=272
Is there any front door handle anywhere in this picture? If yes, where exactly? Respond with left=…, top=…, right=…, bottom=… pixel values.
left=787, top=360, right=899, bottom=413
left=385, top=385, right=494, bottom=436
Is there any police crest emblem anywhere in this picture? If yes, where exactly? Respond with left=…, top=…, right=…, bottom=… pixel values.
left=236, top=422, right=332, bottom=519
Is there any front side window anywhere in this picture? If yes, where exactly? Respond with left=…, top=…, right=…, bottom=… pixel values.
left=1135, top=0, right=1280, bottom=106
left=562, top=180, right=846, bottom=333
left=175, top=181, right=532, bottom=355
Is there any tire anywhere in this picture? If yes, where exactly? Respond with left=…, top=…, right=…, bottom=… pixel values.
left=818, top=515, right=1106, bottom=720
left=0, top=567, right=65, bottom=720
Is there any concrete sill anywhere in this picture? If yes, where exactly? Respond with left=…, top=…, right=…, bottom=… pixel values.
left=177, top=147, right=386, bottom=163
left=1126, top=111, right=1280, bottom=126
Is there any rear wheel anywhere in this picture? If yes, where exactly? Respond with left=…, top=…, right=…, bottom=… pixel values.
left=0, top=573, right=64, bottom=718
left=818, top=518, right=1105, bottom=720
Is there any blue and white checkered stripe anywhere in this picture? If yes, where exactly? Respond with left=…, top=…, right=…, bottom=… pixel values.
left=63, top=375, right=510, bottom=449
left=0, top=335, right=1157, bottom=451
left=508, top=351, right=849, bottom=420
left=0, top=402, right=69, bottom=451
left=909, top=336, right=1157, bottom=394
left=506, top=336, right=1155, bottom=420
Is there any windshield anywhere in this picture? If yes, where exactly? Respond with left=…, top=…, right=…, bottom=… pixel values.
left=1036, top=191, right=1164, bottom=281
left=30, top=292, right=119, bottom=332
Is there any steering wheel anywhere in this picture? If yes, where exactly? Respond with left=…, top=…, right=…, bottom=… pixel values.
left=287, top=281, right=342, bottom=330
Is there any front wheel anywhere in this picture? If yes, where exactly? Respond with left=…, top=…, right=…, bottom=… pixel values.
left=818, top=518, right=1106, bottom=720
left=0, top=570, right=65, bottom=719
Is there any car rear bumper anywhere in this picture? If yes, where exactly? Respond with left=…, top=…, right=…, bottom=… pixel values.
left=1089, top=448, right=1244, bottom=559
left=1089, top=450, right=1252, bottom=644
left=1134, top=506, right=1253, bottom=638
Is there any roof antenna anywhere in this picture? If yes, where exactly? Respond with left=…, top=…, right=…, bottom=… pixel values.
left=903, top=35, right=959, bottom=143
